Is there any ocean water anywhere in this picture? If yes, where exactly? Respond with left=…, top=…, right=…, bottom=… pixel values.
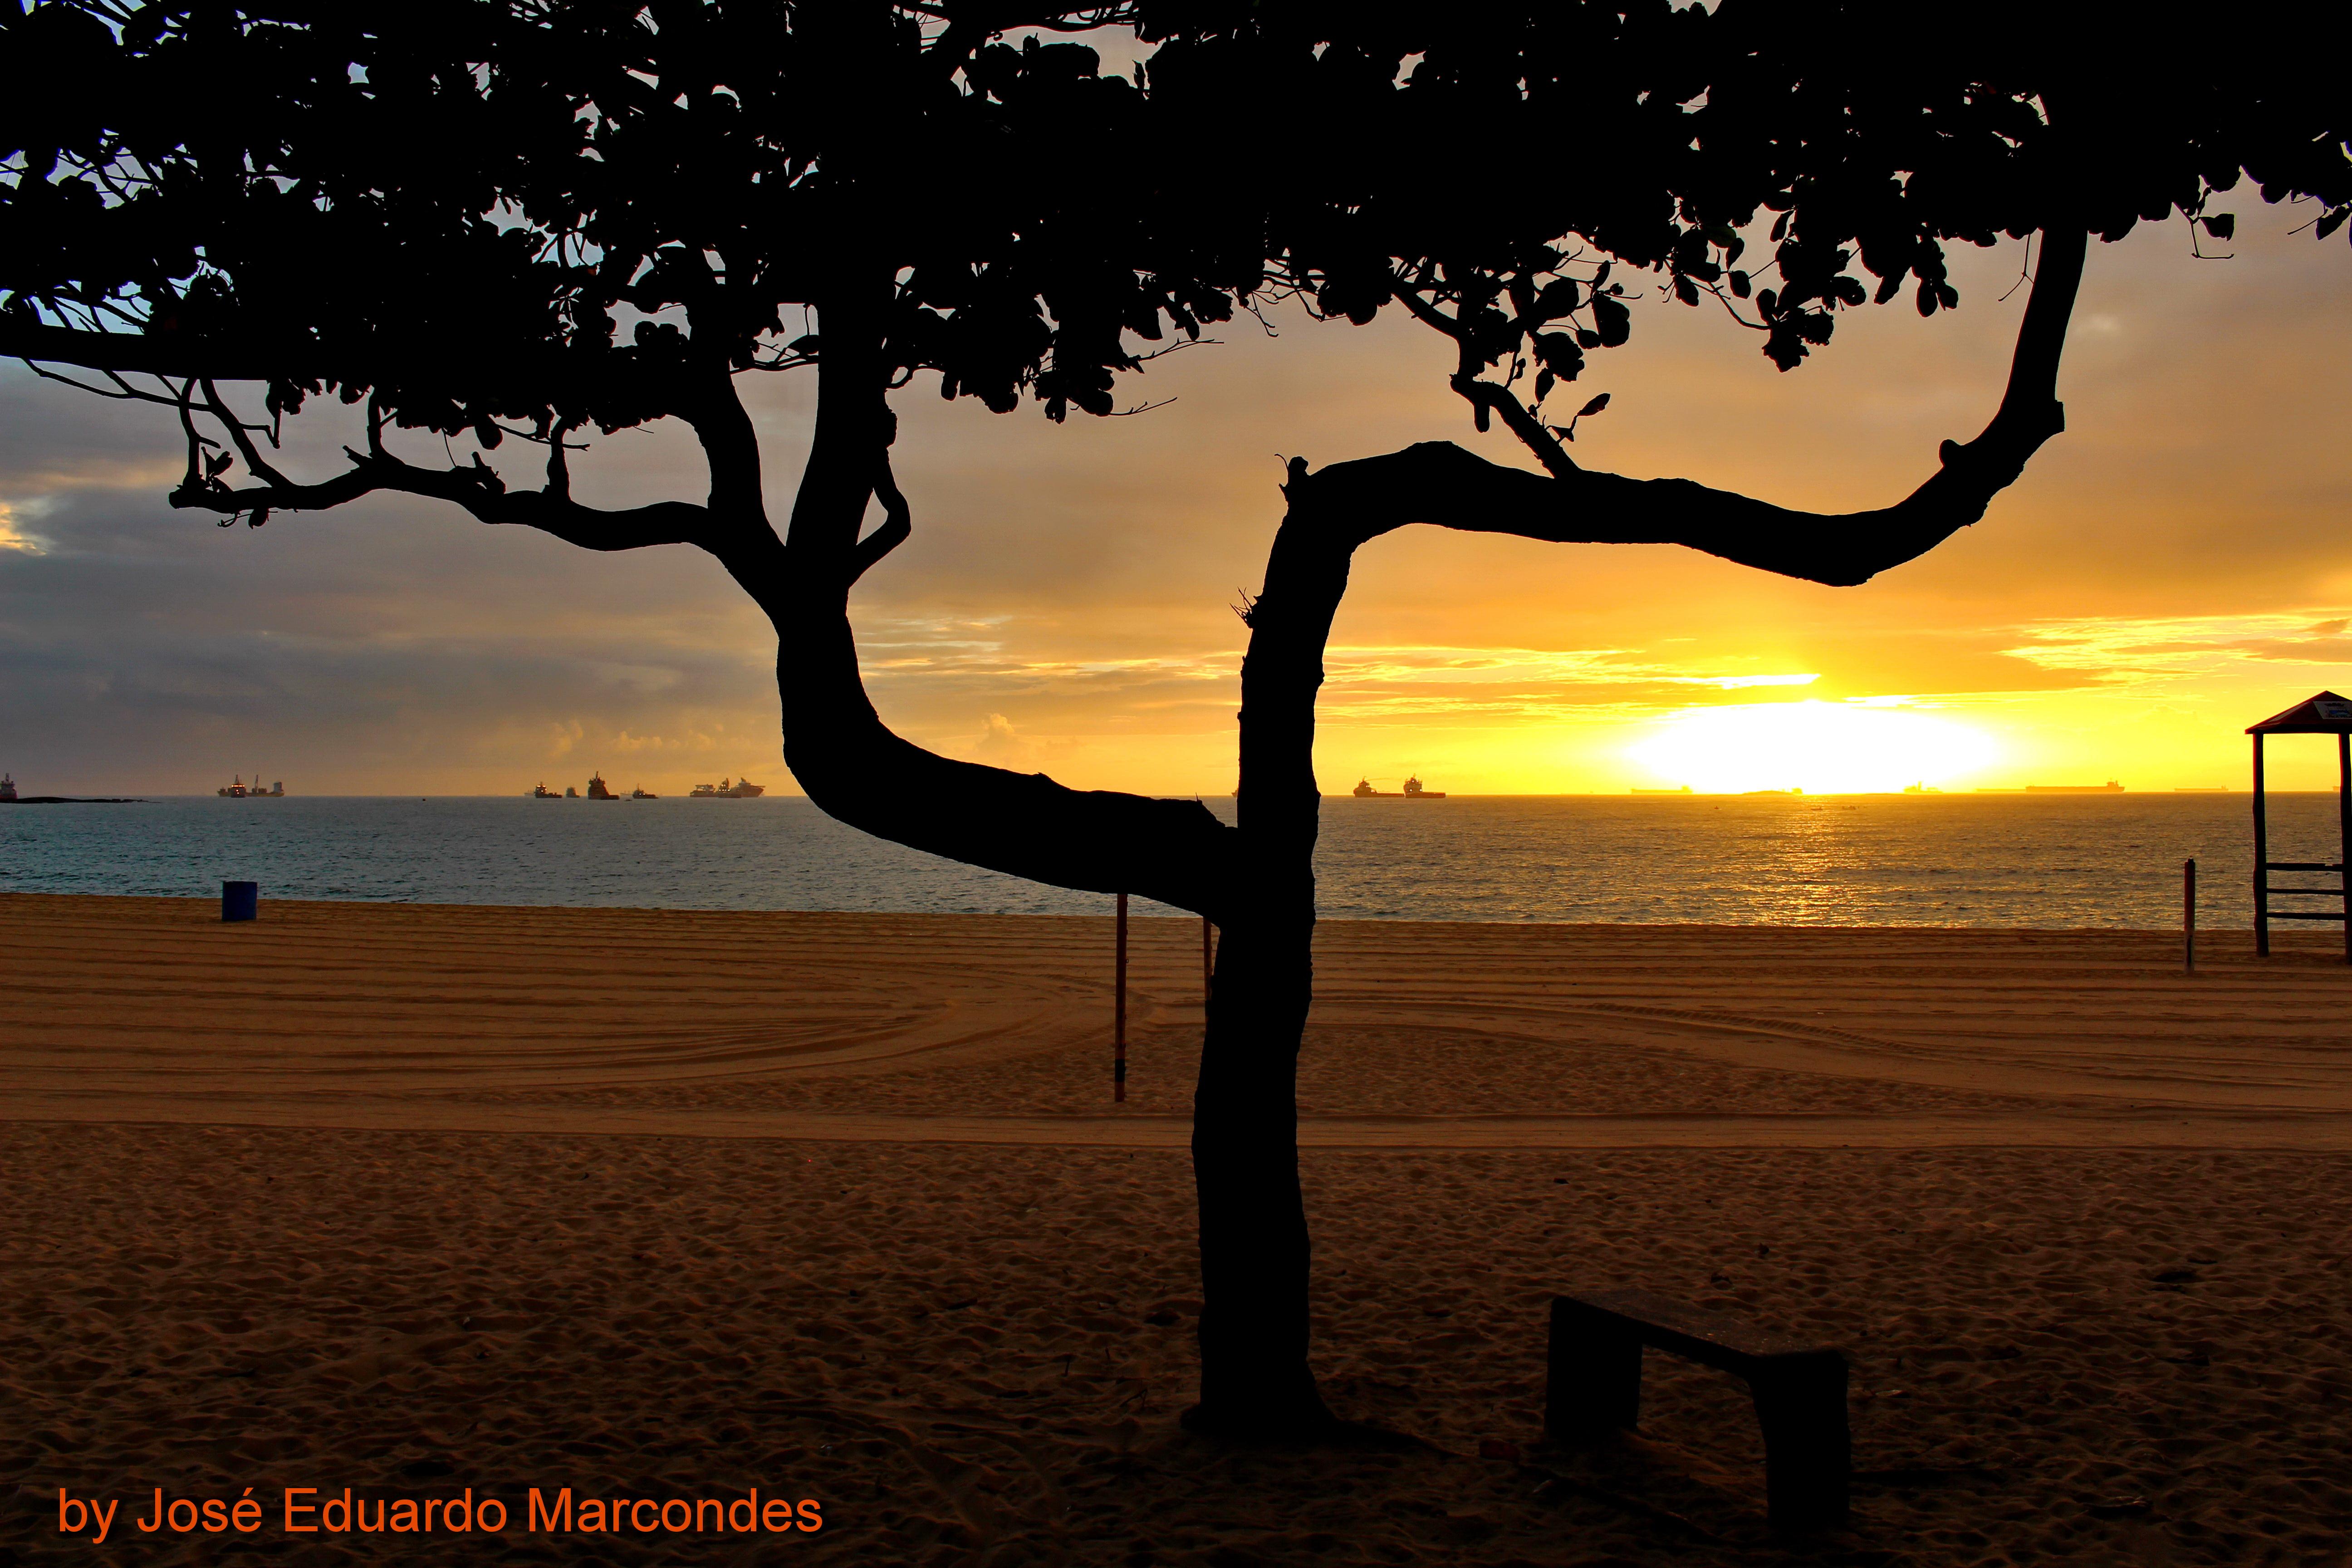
left=2, top=791, right=2341, bottom=929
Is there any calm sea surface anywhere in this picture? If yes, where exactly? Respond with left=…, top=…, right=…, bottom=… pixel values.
left=2, top=792, right=2340, bottom=928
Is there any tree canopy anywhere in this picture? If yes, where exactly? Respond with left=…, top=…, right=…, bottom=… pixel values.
left=7, top=0, right=2345, bottom=484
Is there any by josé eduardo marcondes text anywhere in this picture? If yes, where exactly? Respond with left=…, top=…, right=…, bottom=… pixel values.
left=54, top=1486, right=824, bottom=1541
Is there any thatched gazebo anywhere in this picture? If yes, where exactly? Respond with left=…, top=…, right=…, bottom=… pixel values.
left=2247, top=691, right=2352, bottom=960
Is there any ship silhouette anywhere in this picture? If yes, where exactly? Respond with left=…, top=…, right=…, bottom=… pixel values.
left=216, top=773, right=284, bottom=798
left=1350, top=775, right=1446, bottom=799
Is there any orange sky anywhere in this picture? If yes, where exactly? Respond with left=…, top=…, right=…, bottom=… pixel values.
left=2, top=205, right=2349, bottom=797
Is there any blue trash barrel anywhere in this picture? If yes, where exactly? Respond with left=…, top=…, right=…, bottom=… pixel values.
left=222, top=880, right=258, bottom=922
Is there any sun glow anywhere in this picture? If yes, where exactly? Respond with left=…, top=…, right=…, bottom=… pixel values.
left=1626, top=701, right=1999, bottom=794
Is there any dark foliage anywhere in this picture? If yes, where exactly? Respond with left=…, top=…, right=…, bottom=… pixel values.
left=5, top=1, right=2345, bottom=469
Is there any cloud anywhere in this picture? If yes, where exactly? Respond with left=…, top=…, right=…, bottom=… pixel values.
left=0, top=473, right=782, bottom=794
left=971, top=711, right=1038, bottom=769
left=2002, top=610, right=2352, bottom=683
left=0, top=499, right=46, bottom=554
left=1309, top=645, right=1833, bottom=723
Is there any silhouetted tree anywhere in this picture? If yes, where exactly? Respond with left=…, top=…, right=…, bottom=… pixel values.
left=5, top=0, right=2346, bottom=1437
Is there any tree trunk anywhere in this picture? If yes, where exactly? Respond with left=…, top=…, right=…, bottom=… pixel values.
left=761, top=230, right=2079, bottom=1435
left=1185, top=461, right=1362, bottom=1436
left=1189, top=905, right=1323, bottom=1432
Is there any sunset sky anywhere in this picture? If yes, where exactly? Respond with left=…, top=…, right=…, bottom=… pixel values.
left=3, top=205, right=2349, bottom=798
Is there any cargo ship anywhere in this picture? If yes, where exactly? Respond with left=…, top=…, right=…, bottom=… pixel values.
left=216, top=774, right=285, bottom=798
left=689, top=777, right=767, bottom=798
left=1351, top=775, right=1446, bottom=798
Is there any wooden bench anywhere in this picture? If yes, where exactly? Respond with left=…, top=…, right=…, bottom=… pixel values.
left=1546, top=1288, right=1849, bottom=1530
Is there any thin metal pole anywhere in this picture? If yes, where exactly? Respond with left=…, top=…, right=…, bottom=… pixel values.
left=1114, top=892, right=1128, bottom=1102
left=2183, top=858, right=2196, bottom=973
left=2340, top=732, right=2351, bottom=964
left=1202, top=915, right=1213, bottom=1002
left=2253, top=734, right=2270, bottom=957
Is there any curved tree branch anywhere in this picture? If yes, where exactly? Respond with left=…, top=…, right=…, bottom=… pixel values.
left=663, top=372, right=799, bottom=612
left=200, top=379, right=293, bottom=490
left=167, top=448, right=716, bottom=553
left=1450, top=373, right=1577, bottom=480
left=1391, top=284, right=1581, bottom=479
left=0, top=322, right=683, bottom=415
left=849, top=455, right=914, bottom=584
left=769, top=276, right=1243, bottom=920
left=20, top=363, right=188, bottom=408
left=1309, top=230, right=2088, bottom=587
left=1198, top=234, right=2087, bottom=1418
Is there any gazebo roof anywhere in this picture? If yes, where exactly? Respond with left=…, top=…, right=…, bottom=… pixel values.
left=2248, top=691, right=2352, bottom=735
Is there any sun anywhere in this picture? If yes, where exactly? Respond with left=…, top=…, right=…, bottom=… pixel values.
left=1627, top=701, right=1998, bottom=794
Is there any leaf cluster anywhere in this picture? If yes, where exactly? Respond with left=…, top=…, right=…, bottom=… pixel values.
left=2, top=0, right=2345, bottom=463
left=1142, top=0, right=2351, bottom=440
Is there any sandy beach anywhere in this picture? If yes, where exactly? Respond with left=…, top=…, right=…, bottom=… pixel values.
left=5, top=892, right=2349, bottom=1565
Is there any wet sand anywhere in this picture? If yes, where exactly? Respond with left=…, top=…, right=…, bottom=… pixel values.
left=4, top=893, right=2349, bottom=1565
